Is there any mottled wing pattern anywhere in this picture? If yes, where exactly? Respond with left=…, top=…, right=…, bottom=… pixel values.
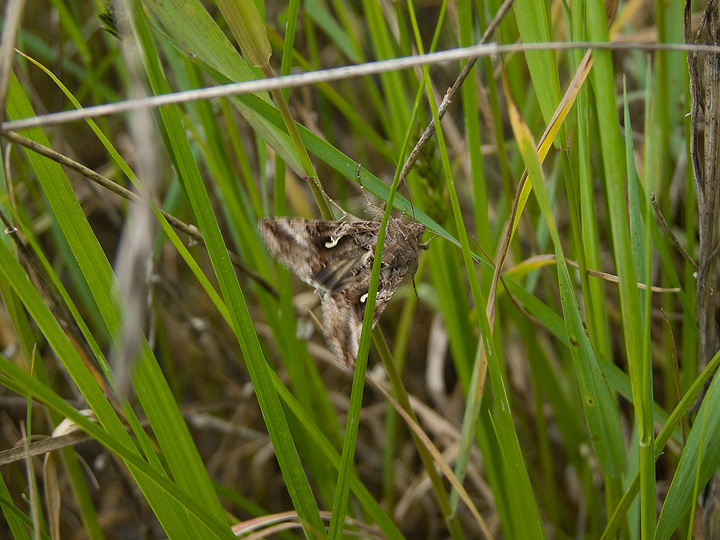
left=321, top=261, right=414, bottom=366
left=258, top=218, right=378, bottom=293
left=258, top=216, right=426, bottom=367
left=321, top=292, right=364, bottom=366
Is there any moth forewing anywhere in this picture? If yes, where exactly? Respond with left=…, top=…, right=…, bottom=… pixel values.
left=321, top=293, right=364, bottom=366
left=258, top=215, right=427, bottom=367
left=257, top=218, right=329, bottom=290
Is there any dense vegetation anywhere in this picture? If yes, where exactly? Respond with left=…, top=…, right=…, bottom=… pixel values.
left=0, top=1, right=713, bottom=538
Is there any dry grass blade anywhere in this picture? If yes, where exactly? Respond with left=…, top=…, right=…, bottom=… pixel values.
left=368, top=376, right=495, bottom=540
left=0, top=0, right=27, bottom=113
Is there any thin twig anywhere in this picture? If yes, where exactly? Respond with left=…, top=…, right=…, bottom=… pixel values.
left=565, top=258, right=681, bottom=292
left=2, top=130, right=278, bottom=298
left=0, top=431, right=91, bottom=466
left=3, top=41, right=720, bottom=133
left=651, top=192, right=698, bottom=270
left=399, top=0, right=515, bottom=183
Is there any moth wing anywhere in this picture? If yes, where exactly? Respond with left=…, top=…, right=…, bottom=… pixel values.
left=321, top=292, right=363, bottom=367
left=320, top=268, right=407, bottom=366
left=372, top=269, right=407, bottom=325
left=259, top=217, right=423, bottom=367
left=258, top=218, right=378, bottom=292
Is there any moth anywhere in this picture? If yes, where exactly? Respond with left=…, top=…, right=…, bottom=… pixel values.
left=258, top=213, right=427, bottom=366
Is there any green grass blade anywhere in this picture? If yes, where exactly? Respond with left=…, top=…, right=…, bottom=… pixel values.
left=128, top=2, right=325, bottom=535
left=512, top=0, right=564, bottom=134
left=654, top=371, right=720, bottom=540
left=143, top=0, right=304, bottom=175
left=507, top=81, right=626, bottom=476
left=587, top=1, right=656, bottom=533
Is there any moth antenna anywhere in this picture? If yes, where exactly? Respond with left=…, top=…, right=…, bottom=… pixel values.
left=307, top=175, right=348, bottom=220
left=356, top=165, right=386, bottom=221
left=367, top=163, right=416, bottom=220
left=356, top=164, right=373, bottom=207
left=403, top=179, right=417, bottom=220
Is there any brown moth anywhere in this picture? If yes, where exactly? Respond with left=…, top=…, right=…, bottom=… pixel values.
left=258, top=214, right=427, bottom=366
